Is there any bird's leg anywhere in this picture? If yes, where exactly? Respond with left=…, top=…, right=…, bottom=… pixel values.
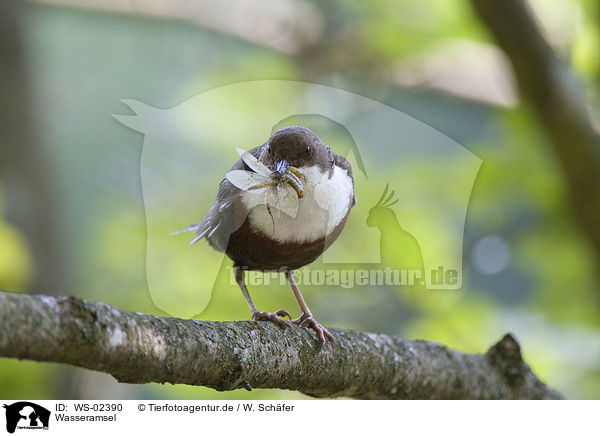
left=286, top=271, right=335, bottom=348
left=233, top=267, right=291, bottom=329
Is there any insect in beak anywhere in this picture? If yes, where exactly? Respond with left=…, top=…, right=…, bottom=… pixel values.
left=226, top=148, right=306, bottom=226
left=274, top=159, right=290, bottom=176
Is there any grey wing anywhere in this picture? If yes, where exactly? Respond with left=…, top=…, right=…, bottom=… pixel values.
left=333, top=152, right=357, bottom=207
left=179, top=144, right=266, bottom=251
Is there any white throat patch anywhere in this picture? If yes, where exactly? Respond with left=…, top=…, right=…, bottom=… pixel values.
left=240, top=165, right=353, bottom=243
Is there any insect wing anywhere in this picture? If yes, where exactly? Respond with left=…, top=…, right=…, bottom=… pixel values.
left=275, top=183, right=299, bottom=218
left=236, top=147, right=272, bottom=177
left=265, top=185, right=280, bottom=220
left=225, top=170, right=270, bottom=193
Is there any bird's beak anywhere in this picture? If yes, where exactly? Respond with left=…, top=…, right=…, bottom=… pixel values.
left=274, top=159, right=289, bottom=176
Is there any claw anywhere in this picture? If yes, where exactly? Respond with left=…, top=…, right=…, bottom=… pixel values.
left=252, top=310, right=292, bottom=330
left=292, top=312, right=335, bottom=350
left=274, top=309, right=292, bottom=320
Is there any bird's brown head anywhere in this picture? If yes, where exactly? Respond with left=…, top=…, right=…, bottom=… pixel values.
left=262, top=126, right=333, bottom=173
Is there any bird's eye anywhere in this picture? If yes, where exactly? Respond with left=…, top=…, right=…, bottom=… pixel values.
left=266, top=146, right=272, bottom=155
left=305, top=145, right=313, bottom=157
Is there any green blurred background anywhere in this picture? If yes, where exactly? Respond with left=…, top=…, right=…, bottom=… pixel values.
left=1, top=0, right=600, bottom=399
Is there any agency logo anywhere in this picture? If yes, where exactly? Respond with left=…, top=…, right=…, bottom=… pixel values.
left=2, top=402, right=50, bottom=434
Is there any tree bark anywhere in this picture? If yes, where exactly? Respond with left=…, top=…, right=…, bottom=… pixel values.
left=0, top=291, right=561, bottom=399
left=471, top=0, right=600, bottom=274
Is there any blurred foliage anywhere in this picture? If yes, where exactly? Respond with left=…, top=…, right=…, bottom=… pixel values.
left=0, top=196, right=32, bottom=291
left=1, top=0, right=600, bottom=400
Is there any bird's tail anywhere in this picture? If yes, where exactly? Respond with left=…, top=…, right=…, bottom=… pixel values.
left=171, top=221, right=219, bottom=246
left=170, top=224, right=200, bottom=235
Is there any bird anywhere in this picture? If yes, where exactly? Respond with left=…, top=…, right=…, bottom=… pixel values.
left=181, top=126, right=355, bottom=347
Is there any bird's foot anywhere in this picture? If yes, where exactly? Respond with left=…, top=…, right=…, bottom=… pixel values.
left=292, top=312, right=335, bottom=349
left=251, top=309, right=292, bottom=330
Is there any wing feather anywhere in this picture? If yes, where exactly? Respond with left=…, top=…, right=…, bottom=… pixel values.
left=185, top=144, right=265, bottom=251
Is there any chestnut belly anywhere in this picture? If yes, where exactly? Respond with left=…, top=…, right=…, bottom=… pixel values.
left=226, top=214, right=349, bottom=271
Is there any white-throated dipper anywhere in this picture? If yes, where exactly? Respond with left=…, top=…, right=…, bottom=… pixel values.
left=182, top=126, right=355, bottom=347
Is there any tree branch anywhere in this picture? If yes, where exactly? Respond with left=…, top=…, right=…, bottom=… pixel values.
left=0, top=291, right=560, bottom=399
left=471, top=0, right=600, bottom=271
